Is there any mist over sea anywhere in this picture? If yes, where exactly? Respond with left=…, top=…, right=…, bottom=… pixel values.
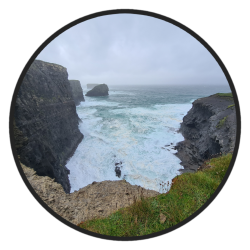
left=66, top=84, right=231, bottom=193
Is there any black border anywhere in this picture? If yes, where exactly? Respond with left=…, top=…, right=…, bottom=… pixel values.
left=9, top=9, right=241, bottom=241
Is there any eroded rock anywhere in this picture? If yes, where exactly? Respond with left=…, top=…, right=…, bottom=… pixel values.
left=13, top=60, right=83, bottom=193
left=176, top=94, right=237, bottom=172
left=85, top=84, right=109, bottom=97
left=69, top=80, right=85, bottom=106
left=22, top=163, right=159, bottom=225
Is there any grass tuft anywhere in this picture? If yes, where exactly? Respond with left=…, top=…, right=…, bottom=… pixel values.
left=217, top=93, right=233, bottom=98
left=78, top=154, right=232, bottom=237
left=216, top=116, right=227, bottom=128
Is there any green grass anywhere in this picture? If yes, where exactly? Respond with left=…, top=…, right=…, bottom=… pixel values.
left=217, top=93, right=233, bottom=98
left=227, top=104, right=235, bottom=109
left=78, top=154, right=232, bottom=237
left=216, top=116, right=227, bottom=128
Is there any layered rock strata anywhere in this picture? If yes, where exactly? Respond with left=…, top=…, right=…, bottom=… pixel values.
left=69, top=80, right=85, bottom=106
left=86, top=84, right=109, bottom=96
left=176, top=94, right=236, bottom=172
left=22, top=163, right=159, bottom=225
left=13, top=60, right=83, bottom=193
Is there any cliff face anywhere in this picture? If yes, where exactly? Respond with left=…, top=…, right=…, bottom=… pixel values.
left=22, top=163, right=159, bottom=225
left=86, top=84, right=109, bottom=96
left=176, top=94, right=236, bottom=172
left=14, top=60, right=83, bottom=193
left=69, top=80, right=85, bottom=106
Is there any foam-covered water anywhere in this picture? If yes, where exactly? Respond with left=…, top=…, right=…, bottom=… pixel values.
left=67, top=84, right=231, bottom=193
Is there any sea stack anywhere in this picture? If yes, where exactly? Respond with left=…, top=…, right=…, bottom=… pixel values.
left=86, top=83, right=109, bottom=97
left=69, top=80, right=85, bottom=106
left=13, top=60, right=84, bottom=193
left=87, top=83, right=100, bottom=89
left=175, top=93, right=236, bottom=172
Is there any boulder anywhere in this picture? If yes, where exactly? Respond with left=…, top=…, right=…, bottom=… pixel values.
left=85, top=83, right=109, bottom=96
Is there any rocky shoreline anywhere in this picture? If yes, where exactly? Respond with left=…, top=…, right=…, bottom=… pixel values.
left=175, top=93, right=236, bottom=172
left=13, top=59, right=237, bottom=224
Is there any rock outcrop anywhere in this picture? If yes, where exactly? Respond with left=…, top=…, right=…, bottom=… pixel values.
left=85, top=84, right=109, bottom=97
left=69, top=80, right=85, bottom=106
left=22, top=163, right=159, bottom=225
left=13, top=60, right=83, bottom=193
left=87, top=84, right=100, bottom=89
left=175, top=93, right=236, bottom=172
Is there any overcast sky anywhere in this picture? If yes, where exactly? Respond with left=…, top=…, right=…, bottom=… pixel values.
left=37, top=14, right=228, bottom=87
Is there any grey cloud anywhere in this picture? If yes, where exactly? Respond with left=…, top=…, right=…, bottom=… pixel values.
left=37, top=14, right=228, bottom=87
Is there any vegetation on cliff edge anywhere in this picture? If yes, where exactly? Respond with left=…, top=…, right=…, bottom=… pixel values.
left=78, top=154, right=232, bottom=237
left=217, top=93, right=233, bottom=98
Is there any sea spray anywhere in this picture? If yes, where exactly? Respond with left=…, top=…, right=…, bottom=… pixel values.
left=67, top=85, right=231, bottom=193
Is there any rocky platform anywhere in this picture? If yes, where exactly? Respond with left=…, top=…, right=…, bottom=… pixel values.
left=85, top=84, right=109, bottom=96
left=175, top=93, right=236, bottom=172
left=69, top=80, right=85, bottom=106
left=13, top=60, right=83, bottom=193
left=22, top=164, right=159, bottom=225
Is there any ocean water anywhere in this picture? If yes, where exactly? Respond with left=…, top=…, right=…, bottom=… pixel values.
left=66, top=84, right=231, bottom=193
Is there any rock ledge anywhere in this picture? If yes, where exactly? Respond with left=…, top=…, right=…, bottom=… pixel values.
left=22, top=163, right=159, bottom=225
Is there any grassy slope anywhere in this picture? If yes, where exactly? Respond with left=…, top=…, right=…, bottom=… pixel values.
left=217, top=93, right=233, bottom=98
left=78, top=154, right=232, bottom=237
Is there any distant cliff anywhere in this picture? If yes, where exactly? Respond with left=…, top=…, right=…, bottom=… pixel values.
left=87, top=84, right=100, bottom=89
left=86, top=84, right=109, bottom=97
left=69, top=80, right=85, bottom=106
left=13, top=60, right=83, bottom=193
left=176, top=93, right=236, bottom=172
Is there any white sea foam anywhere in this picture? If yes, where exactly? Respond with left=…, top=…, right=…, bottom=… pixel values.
left=69, top=85, right=230, bottom=192
left=67, top=98, right=192, bottom=193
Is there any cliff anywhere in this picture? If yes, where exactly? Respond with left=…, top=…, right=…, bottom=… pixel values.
left=22, top=163, right=159, bottom=225
left=176, top=93, right=236, bottom=172
left=86, top=84, right=109, bottom=96
left=69, top=80, right=85, bottom=106
left=13, top=60, right=83, bottom=193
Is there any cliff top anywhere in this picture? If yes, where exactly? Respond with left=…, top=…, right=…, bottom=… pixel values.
left=194, top=93, right=234, bottom=106
left=21, top=163, right=158, bottom=225
left=34, top=60, right=67, bottom=71
left=69, top=80, right=80, bottom=83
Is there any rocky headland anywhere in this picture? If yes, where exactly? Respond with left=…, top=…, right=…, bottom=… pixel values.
left=69, top=80, right=85, bottom=106
left=13, top=66, right=237, bottom=227
left=86, top=83, right=109, bottom=96
left=175, top=93, right=236, bottom=172
left=13, top=60, right=83, bottom=193
left=22, top=163, right=159, bottom=225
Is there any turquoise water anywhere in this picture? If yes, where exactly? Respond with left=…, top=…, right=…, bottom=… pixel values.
left=67, top=84, right=231, bottom=193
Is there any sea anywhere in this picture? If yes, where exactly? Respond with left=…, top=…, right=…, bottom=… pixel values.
left=66, top=84, right=231, bottom=193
